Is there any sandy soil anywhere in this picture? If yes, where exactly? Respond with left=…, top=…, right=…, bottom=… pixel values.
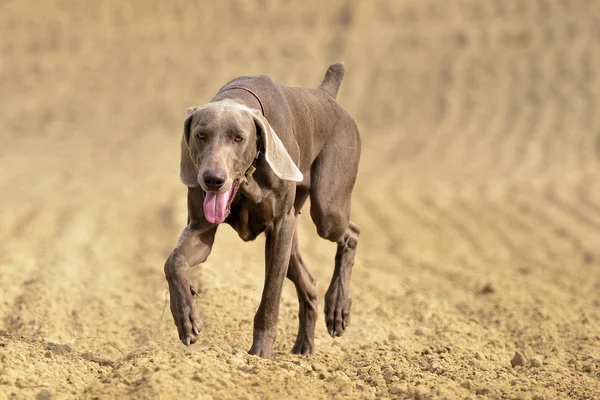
left=1, top=0, right=599, bottom=398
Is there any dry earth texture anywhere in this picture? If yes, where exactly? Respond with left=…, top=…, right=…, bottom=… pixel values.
left=1, top=0, right=600, bottom=399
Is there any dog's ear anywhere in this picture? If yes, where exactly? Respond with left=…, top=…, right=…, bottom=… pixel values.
left=251, top=111, right=303, bottom=182
left=180, top=107, right=201, bottom=187
left=186, top=106, right=199, bottom=117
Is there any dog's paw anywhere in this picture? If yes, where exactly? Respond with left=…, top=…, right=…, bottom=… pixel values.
left=168, top=283, right=201, bottom=346
left=248, top=330, right=274, bottom=359
left=248, top=344, right=272, bottom=359
left=291, top=335, right=314, bottom=355
left=324, top=284, right=352, bottom=338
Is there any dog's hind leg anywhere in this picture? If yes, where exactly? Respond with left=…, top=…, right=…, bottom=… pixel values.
left=324, top=222, right=360, bottom=337
left=309, top=121, right=361, bottom=338
left=288, top=227, right=318, bottom=354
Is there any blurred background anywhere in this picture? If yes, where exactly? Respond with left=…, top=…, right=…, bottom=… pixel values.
left=1, top=1, right=599, bottom=398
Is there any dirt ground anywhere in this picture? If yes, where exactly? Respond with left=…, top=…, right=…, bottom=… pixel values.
left=1, top=0, right=599, bottom=399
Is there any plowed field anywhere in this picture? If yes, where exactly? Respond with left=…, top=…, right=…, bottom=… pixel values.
left=1, top=1, right=599, bottom=398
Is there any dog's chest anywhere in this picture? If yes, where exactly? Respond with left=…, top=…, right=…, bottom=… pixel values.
left=226, top=196, right=273, bottom=242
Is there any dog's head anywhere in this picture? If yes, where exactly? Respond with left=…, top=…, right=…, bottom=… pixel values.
left=180, top=99, right=302, bottom=224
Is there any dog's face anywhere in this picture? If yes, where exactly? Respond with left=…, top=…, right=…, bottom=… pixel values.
left=182, top=103, right=257, bottom=223
left=180, top=100, right=303, bottom=224
left=187, top=106, right=257, bottom=191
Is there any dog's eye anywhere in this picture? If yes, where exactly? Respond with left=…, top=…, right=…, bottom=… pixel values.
left=234, top=136, right=244, bottom=142
left=195, top=132, right=205, bottom=141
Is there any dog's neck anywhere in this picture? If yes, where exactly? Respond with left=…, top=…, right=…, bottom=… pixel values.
left=244, top=147, right=260, bottom=183
left=218, top=85, right=265, bottom=116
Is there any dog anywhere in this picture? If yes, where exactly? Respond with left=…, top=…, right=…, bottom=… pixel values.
left=164, top=63, right=361, bottom=358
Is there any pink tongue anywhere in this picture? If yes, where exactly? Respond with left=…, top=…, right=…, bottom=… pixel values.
left=204, top=188, right=232, bottom=224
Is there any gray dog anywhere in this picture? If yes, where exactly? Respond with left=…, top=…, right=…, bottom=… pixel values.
left=164, top=63, right=361, bottom=358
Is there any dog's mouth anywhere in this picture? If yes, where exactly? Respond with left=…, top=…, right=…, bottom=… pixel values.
left=203, top=179, right=240, bottom=224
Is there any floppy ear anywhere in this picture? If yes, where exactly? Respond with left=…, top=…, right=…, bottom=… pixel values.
left=185, top=106, right=199, bottom=117
left=250, top=111, right=303, bottom=182
left=180, top=107, right=201, bottom=187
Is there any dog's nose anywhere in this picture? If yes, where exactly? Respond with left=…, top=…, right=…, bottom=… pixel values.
left=202, top=170, right=226, bottom=190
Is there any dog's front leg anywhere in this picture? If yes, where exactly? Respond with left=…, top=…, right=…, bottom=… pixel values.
left=249, top=208, right=295, bottom=359
left=164, top=225, right=217, bottom=346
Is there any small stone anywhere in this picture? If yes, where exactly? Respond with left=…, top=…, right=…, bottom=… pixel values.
left=383, top=370, right=395, bottom=384
left=476, top=387, right=490, bottom=396
left=36, top=390, right=52, bottom=400
left=480, top=282, right=495, bottom=294
left=582, top=363, right=594, bottom=373
left=44, top=351, right=53, bottom=358
left=414, top=327, right=430, bottom=337
left=356, top=367, right=369, bottom=380
left=312, top=363, right=326, bottom=374
left=460, top=379, right=472, bottom=389
left=429, top=362, right=444, bottom=374
left=318, top=372, right=326, bottom=380
left=415, top=385, right=430, bottom=398
left=369, top=364, right=382, bottom=375
left=475, top=351, right=486, bottom=360
left=388, top=332, right=400, bottom=341
left=389, top=382, right=408, bottom=395
left=530, top=357, right=543, bottom=368
left=511, top=352, right=527, bottom=367
left=568, top=358, right=578, bottom=367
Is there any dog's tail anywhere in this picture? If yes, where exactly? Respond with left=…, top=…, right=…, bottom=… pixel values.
left=318, top=63, right=345, bottom=99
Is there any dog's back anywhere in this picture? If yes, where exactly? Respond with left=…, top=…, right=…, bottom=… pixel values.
left=213, top=64, right=356, bottom=172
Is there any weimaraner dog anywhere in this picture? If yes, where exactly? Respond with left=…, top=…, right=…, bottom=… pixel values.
left=164, top=63, right=361, bottom=358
